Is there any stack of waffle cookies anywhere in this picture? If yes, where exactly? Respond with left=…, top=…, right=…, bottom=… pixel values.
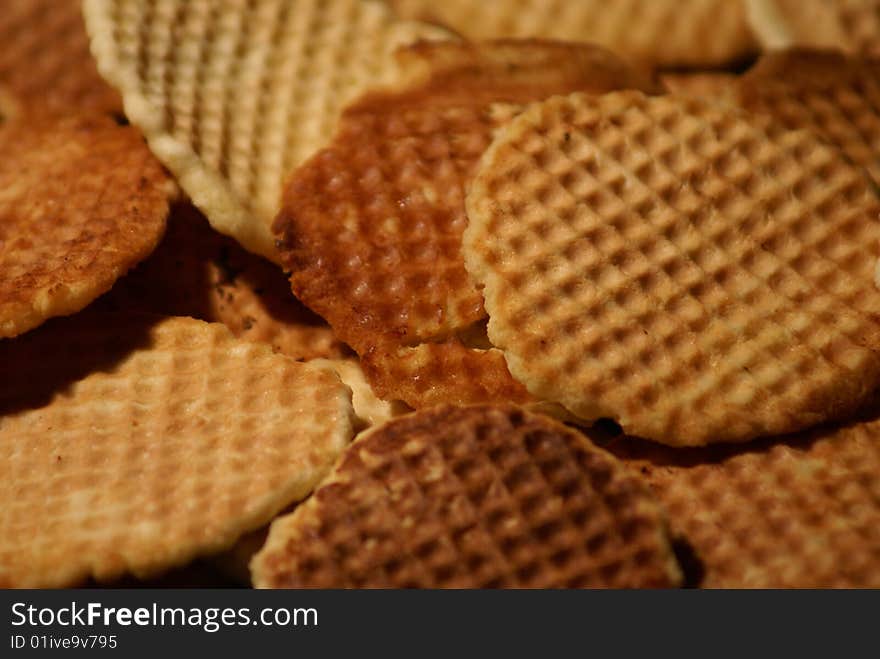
left=2, top=0, right=879, bottom=588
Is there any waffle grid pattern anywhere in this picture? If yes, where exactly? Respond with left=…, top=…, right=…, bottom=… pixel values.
left=465, top=91, right=880, bottom=445
left=253, top=405, right=680, bottom=588
left=749, top=0, right=880, bottom=54
left=0, top=315, right=354, bottom=587
left=615, top=413, right=880, bottom=587
left=274, top=41, right=658, bottom=408
left=737, top=52, right=880, bottom=184
left=389, top=0, right=755, bottom=67
left=84, top=0, right=449, bottom=259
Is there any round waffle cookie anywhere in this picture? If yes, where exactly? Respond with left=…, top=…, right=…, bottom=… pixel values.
left=464, top=91, right=880, bottom=446
left=0, top=313, right=354, bottom=588
left=0, top=0, right=122, bottom=116
left=98, top=203, right=347, bottom=362
left=746, top=0, right=880, bottom=54
left=736, top=50, right=880, bottom=184
left=0, top=112, right=173, bottom=339
left=83, top=0, right=451, bottom=261
left=251, top=405, right=682, bottom=588
left=274, top=40, right=659, bottom=409
left=388, top=0, right=756, bottom=68
left=610, top=404, right=880, bottom=588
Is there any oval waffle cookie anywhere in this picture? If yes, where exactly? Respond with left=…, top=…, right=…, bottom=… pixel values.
left=273, top=40, right=660, bottom=409
left=736, top=50, right=880, bottom=184
left=0, top=313, right=354, bottom=588
left=465, top=91, right=880, bottom=446
left=0, top=112, right=173, bottom=339
left=251, top=404, right=682, bottom=588
left=389, top=0, right=756, bottom=68
left=611, top=402, right=880, bottom=587
left=83, top=0, right=451, bottom=261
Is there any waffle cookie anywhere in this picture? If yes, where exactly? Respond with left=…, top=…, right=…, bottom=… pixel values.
left=746, top=0, right=880, bottom=55
left=98, top=203, right=346, bottom=362
left=251, top=405, right=682, bottom=588
left=274, top=40, right=659, bottom=409
left=0, top=313, right=354, bottom=588
left=388, top=0, right=756, bottom=68
left=464, top=91, right=880, bottom=446
left=83, top=0, right=451, bottom=261
left=0, top=0, right=122, bottom=116
left=610, top=404, right=880, bottom=587
left=736, top=50, right=880, bottom=184
left=0, top=111, right=173, bottom=339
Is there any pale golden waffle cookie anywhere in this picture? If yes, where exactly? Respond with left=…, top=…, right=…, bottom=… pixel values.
left=660, top=72, right=739, bottom=102
left=83, top=0, right=451, bottom=261
left=98, top=203, right=346, bottom=362
left=274, top=40, right=660, bottom=409
left=311, top=359, right=409, bottom=430
left=214, top=360, right=407, bottom=586
left=389, top=0, right=756, bottom=68
left=0, top=313, right=354, bottom=588
left=736, top=50, right=880, bottom=184
left=464, top=91, right=880, bottom=446
left=610, top=404, right=880, bottom=587
left=0, top=0, right=122, bottom=115
left=252, top=405, right=682, bottom=588
left=0, top=112, right=173, bottom=339
left=214, top=359, right=408, bottom=586
left=746, top=0, right=880, bottom=54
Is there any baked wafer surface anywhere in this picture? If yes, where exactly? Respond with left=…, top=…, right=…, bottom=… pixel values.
left=736, top=50, right=880, bottom=184
left=252, top=404, right=681, bottom=588
left=274, top=40, right=659, bottom=408
left=389, top=0, right=756, bottom=68
left=83, top=0, right=451, bottom=261
left=0, top=112, right=172, bottom=338
left=465, top=91, right=880, bottom=446
left=661, top=72, right=738, bottom=102
left=98, top=203, right=346, bottom=362
left=0, top=0, right=122, bottom=115
left=747, top=0, right=880, bottom=54
left=0, top=313, right=354, bottom=588
left=611, top=404, right=880, bottom=587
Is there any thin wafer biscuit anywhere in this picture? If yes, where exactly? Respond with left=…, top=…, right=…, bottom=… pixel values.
left=83, top=0, right=452, bottom=261
left=274, top=40, right=659, bottom=409
left=746, top=0, right=880, bottom=55
left=251, top=405, right=682, bottom=588
left=0, top=0, right=122, bottom=115
left=661, top=72, right=738, bottom=102
left=0, top=112, right=173, bottom=339
left=736, top=50, right=880, bottom=184
left=213, top=358, right=408, bottom=584
left=0, top=313, right=354, bottom=588
left=389, top=0, right=757, bottom=68
left=311, top=359, right=409, bottom=430
left=610, top=405, right=880, bottom=587
left=98, top=203, right=346, bottom=362
left=465, top=91, right=880, bottom=446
